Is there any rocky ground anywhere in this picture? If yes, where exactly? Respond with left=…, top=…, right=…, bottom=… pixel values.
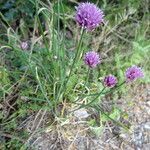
left=22, top=83, right=150, bottom=150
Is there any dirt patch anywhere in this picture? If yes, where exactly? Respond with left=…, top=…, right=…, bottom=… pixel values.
left=23, top=84, right=150, bottom=150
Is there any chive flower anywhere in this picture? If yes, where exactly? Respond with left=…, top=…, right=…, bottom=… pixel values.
left=84, top=51, right=100, bottom=68
left=125, top=65, right=144, bottom=82
left=20, top=41, right=28, bottom=50
left=75, top=2, right=104, bottom=30
left=104, top=75, right=117, bottom=88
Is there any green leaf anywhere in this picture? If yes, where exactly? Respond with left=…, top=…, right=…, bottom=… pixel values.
left=90, top=125, right=104, bottom=137
left=109, top=108, right=120, bottom=120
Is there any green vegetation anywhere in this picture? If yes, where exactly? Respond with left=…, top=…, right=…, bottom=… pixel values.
left=0, top=0, right=149, bottom=149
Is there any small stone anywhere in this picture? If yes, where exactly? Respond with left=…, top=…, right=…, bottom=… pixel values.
left=112, top=126, right=121, bottom=135
left=143, top=122, right=150, bottom=130
left=147, top=101, right=150, bottom=106
left=119, top=133, right=128, bottom=139
left=74, top=108, right=89, bottom=119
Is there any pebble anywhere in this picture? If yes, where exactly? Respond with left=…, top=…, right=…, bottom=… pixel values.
left=74, top=108, right=89, bottom=119
left=147, top=101, right=150, bottom=106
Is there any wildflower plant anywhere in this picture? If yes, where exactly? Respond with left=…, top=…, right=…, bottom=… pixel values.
left=71, top=2, right=144, bottom=130
left=0, top=1, right=146, bottom=139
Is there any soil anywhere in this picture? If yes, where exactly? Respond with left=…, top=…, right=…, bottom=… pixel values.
left=24, top=83, right=150, bottom=150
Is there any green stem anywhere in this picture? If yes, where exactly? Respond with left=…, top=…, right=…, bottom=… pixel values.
left=57, top=29, right=84, bottom=100
left=35, top=67, right=51, bottom=107
left=74, top=81, right=125, bottom=104
left=95, top=105, right=130, bottom=131
left=73, top=87, right=106, bottom=112
left=84, top=68, right=91, bottom=86
left=67, top=28, right=84, bottom=81
left=37, top=16, right=49, bottom=52
left=102, top=81, right=126, bottom=95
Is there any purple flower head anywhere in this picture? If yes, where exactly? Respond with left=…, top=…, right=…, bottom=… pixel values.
left=104, top=75, right=117, bottom=88
left=75, top=2, right=104, bottom=30
left=125, top=65, right=144, bottom=82
left=84, top=51, right=100, bottom=68
left=21, top=41, right=28, bottom=50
